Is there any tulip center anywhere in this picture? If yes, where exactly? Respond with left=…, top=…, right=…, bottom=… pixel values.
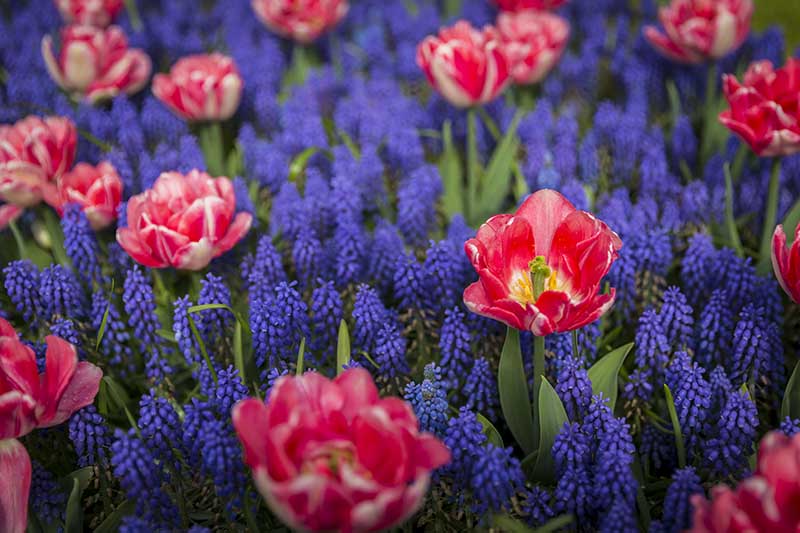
left=510, top=256, right=558, bottom=307
left=305, top=446, right=358, bottom=479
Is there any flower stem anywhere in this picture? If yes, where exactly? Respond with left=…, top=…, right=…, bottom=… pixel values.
left=124, top=0, right=143, bottom=31
left=757, top=158, right=782, bottom=275
left=466, top=108, right=479, bottom=222
left=700, top=64, right=718, bottom=165
left=198, top=121, right=225, bottom=177
left=532, top=334, right=545, bottom=447
left=8, top=219, right=27, bottom=260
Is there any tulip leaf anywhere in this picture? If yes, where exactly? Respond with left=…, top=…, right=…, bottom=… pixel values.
left=530, top=378, right=568, bottom=483
left=296, top=338, right=306, bottom=376
left=63, top=468, right=93, bottom=533
left=781, top=360, right=800, bottom=420
left=44, top=207, right=70, bottom=267
left=476, top=412, right=503, bottom=449
left=439, top=120, right=464, bottom=218
left=288, top=146, right=320, bottom=186
left=498, top=328, right=536, bottom=454
left=93, top=500, right=135, bottom=533
left=664, top=384, right=686, bottom=469
left=337, top=320, right=350, bottom=375
left=493, top=513, right=575, bottom=533
left=723, top=163, right=745, bottom=257
left=587, top=342, right=634, bottom=412
left=758, top=159, right=782, bottom=275
left=476, top=108, right=524, bottom=222
left=95, top=280, right=115, bottom=351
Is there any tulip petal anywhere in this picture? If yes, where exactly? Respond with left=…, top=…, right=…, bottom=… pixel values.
left=232, top=398, right=271, bottom=468
left=515, top=189, right=576, bottom=258
left=0, top=391, right=39, bottom=440
left=38, top=335, right=78, bottom=424
left=335, top=368, right=380, bottom=420
left=213, top=212, right=253, bottom=256
left=0, top=438, right=31, bottom=533
left=42, top=361, right=102, bottom=428
left=0, top=338, right=40, bottom=398
left=116, top=227, right=168, bottom=268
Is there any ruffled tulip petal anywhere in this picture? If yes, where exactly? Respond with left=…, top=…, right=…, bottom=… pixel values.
left=115, top=227, right=168, bottom=268
left=0, top=391, right=39, bottom=440
left=213, top=212, right=253, bottom=257
left=0, top=438, right=31, bottom=533
left=43, top=361, right=103, bottom=428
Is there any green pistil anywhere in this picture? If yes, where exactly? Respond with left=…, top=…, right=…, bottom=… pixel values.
left=528, top=256, right=551, bottom=301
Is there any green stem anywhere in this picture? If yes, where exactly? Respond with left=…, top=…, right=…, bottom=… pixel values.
left=466, top=108, right=479, bottom=221
left=758, top=158, right=782, bottom=274
left=8, top=219, right=27, bottom=260
left=124, top=0, right=143, bottom=31
left=572, top=330, right=580, bottom=360
left=198, top=122, right=225, bottom=177
left=700, top=64, right=718, bottom=165
left=730, top=143, right=748, bottom=182
left=533, top=334, right=545, bottom=447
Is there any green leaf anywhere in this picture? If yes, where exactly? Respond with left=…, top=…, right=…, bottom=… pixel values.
left=492, top=513, right=574, bottom=533
left=476, top=109, right=525, bottom=221
left=95, top=280, right=115, bottom=351
left=102, top=376, right=130, bottom=410
left=339, top=130, right=361, bottom=160
left=587, top=343, right=634, bottom=412
left=93, top=501, right=135, bottom=533
left=664, top=384, right=686, bottom=468
left=337, top=320, right=350, bottom=375
left=187, top=313, right=216, bottom=384
left=42, top=208, right=70, bottom=267
left=476, top=412, right=503, bottom=448
left=296, top=338, right=306, bottom=376
left=288, top=147, right=320, bottom=184
left=782, top=360, right=800, bottom=420
left=123, top=0, right=142, bottom=31
left=498, top=328, right=536, bottom=454
left=466, top=109, right=481, bottom=220
left=439, top=120, right=464, bottom=218
left=724, top=163, right=745, bottom=257
left=63, top=468, right=92, bottom=533
left=234, top=319, right=245, bottom=384
left=758, top=159, right=782, bottom=275
left=531, top=378, right=568, bottom=483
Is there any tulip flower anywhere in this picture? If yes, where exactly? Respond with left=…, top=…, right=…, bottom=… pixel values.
left=116, top=169, right=253, bottom=270
left=152, top=53, right=244, bottom=122
left=0, top=115, right=76, bottom=208
left=41, top=24, right=151, bottom=103
left=719, top=59, right=800, bottom=157
left=251, top=0, right=349, bottom=43
left=690, top=432, right=800, bottom=532
left=417, top=20, right=510, bottom=108
left=463, top=189, right=622, bottom=336
left=58, top=161, right=123, bottom=230
left=497, top=10, right=570, bottom=86
left=0, top=318, right=103, bottom=533
left=772, top=224, right=800, bottom=304
left=493, top=0, right=568, bottom=11
left=644, top=0, right=753, bottom=64
left=233, top=368, right=450, bottom=532
left=54, top=0, right=124, bottom=27
left=0, top=204, right=23, bottom=230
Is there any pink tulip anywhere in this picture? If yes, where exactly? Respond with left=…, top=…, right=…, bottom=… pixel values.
left=0, top=204, right=23, bottom=230
left=152, top=53, right=244, bottom=122
left=251, top=0, right=349, bottom=44
left=0, top=115, right=77, bottom=208
left=233, top=369, right=451, bottom=532
left=42, top=25, right=151, bottom=103
left=0, top=318, right=103, bottom=533
left=54, top=0, right=124, bottom=27
left=497, top=9, right=570, bottom=85
left=644, top=0, right=753, bottom=64
left=464, top=189, right=622, bottom=336
left=772, top=223, right=800, bottom=304
left=417, top=21, right=510, bottom=108
left=58, top=161, right=123, bottom=230
left=116, top=169, right=253, bottom=270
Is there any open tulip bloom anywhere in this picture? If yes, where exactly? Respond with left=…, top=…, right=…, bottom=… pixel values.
left=464, top=189, right=622, bottom=337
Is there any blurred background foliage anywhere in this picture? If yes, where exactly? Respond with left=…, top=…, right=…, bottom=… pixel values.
left=750, top=0, right=800, bottom=51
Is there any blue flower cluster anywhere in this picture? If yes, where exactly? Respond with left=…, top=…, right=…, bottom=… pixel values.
left=1, top=0, right=798, bottom=531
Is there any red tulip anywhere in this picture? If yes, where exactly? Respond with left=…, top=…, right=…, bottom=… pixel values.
left=493, top=0, right=568, bottom=11
left=417, top=21, right=510, bottom=108
left=463, top=189, right=622, bottom=336
left=690, top=432, right=800, bottom=532
left=0, top=318, right=102, bottom=533
left=772, top=224, right=800, bottom=304
left=0, top=204, right=23, bottom=230
left=58, top=161, right=123, bottom=230
left=54, top=0, right=124, bottom=27
left=719, top=59, right=800, bottom=157
left=644, top=0, right=753, bottom=64
left=41, top=25, right=151, bottom=103
left=152, top=53, right=244, bottom=122
left=0, top=116, right=76, bottom=208
left=497, top=10, right=570, bottom=85
left=116, top=169, right=253, bottom=270
left=233, top=368, right=451, bottom=532
left=251, top=0, right=349, bottom=44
